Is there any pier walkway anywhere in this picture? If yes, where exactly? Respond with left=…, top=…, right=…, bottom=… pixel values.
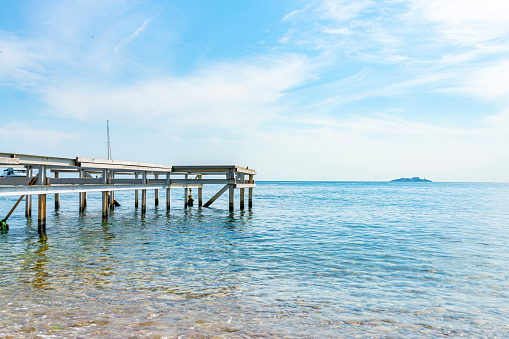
left=0, top=152, right=256, bottom=233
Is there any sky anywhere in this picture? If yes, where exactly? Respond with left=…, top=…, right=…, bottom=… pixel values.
left=1, top=0, right=508, bottom=181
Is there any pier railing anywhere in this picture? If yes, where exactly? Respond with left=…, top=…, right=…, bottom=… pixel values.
left=0, top=152, right=256, bottom=233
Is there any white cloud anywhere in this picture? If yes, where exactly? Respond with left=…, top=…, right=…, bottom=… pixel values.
left=0, top=122, right=77, bottom=147
left=319, top=0, right=372, bottom=22
left=0, top=35, right=47, bottom=85
left=408, top=0, right=509, bottom=45
left=41, top=55, right=312, bottom=130
left=466, top=60, right=509, bottom=99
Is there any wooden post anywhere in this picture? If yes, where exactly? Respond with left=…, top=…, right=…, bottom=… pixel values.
left=25, top=166, right=32, bottom=217
left=109, top=171, right=115, bottom=210
left=248, top=174, right=254, bottom=208
left=79, top=170, right=85, bottom=213
left=229, top=185, right=234, bottom=212
left=102, top=169, right=108, bottom=219
left=228, top=170, right=234, bottom=212
left=239, top=174, right=245, bottom=210
left=166, top=172, right=170, bottom=211
left=154, top=173, right=159, bottom=206
left=141, top=171, right=147, bottom=214
left=135, top=172, right=139, bottom=208
left=198, top=175, right=203, bottom=207
left=54, top=172, right=60, bottom=209
left=184, top=174, right=188, bottom=207
left=38, top=165, right=47, bottom=233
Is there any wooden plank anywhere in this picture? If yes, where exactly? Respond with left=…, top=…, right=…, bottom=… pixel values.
left=0, top=152, right=76, bottom=167
left=172, top=165, right=256, bottom=175
left=169, top=178, right=235, bottom=185
left=0, top=177, right=34, bottom=185
left=203, top=185, right=229, bottom=208
left=77, top=162, right=171, bottom=172
left=0, top=157, right=20, bottom=165
left=76, top=157, right=172, bottom=170
left=235, top=166, right=257, bottom=175
left=234, top=183, right=256, bottom=188
left=0, top=184, right=170, bottom=196
left=172, top=165, right=236, bottom=173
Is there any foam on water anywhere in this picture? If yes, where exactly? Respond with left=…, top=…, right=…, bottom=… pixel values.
left=1, top=182, right=508, bottom=337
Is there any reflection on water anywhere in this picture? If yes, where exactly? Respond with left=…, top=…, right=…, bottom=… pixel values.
left=0, top=182, right=509, bottom=337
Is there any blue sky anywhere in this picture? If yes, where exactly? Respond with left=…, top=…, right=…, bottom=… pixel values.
left=1, top=0, right=508, bottom=181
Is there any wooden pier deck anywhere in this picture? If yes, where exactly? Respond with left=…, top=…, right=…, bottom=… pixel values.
left=0, top=152, right=256, bottom=233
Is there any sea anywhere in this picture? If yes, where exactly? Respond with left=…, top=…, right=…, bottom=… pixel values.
left=0, top=181, right=508, bottom=338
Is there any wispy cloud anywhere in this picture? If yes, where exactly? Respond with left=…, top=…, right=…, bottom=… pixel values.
left=0, top=122, right=77, bottom=147
left=408, top=0, right=509, bottom=45
left=113, top=13, right=160, bottom=53
left=0, top=34, right=47, bottom=86
left=41, top=54, right=312, bottom=130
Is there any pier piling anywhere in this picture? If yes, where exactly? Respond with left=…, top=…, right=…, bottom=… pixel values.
left=135, top=172, right=139, bottom=208
left=109, top=171, right=115, bottom=210
left=25, top=167, right=32, bottom=217
left=154, top=174, right=159, bottom=206
left=184, top=174, right=189, bottom=207
left=54, top=172, right=60, bottom=209
left=248, top=174, right=254, bottom=208
left=166, top=173, right=170, bottom=210
left=102, top=169, right=108, bottom=219
left=79, top=170, right=85, bottom=213
left=198, top=175, right=203, bottom=207
left=141, top=171, right=147, bottom=214
left=38, top=165, right=47, bottom=233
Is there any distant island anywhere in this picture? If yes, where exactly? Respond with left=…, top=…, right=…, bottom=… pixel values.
left=391, top=177, right=432, bottom=182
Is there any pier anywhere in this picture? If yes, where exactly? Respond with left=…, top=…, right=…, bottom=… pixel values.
left=0, top=152, right=256, bottom=234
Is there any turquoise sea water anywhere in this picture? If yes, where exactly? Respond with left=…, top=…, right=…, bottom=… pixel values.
left=0, top=182, right=508, bottom=338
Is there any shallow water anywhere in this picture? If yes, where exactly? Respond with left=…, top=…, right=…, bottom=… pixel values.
left=1, top=182, right=508, bottom=337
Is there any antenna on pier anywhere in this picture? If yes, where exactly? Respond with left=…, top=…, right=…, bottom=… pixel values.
left=106, top=120, right=112, bottom=160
